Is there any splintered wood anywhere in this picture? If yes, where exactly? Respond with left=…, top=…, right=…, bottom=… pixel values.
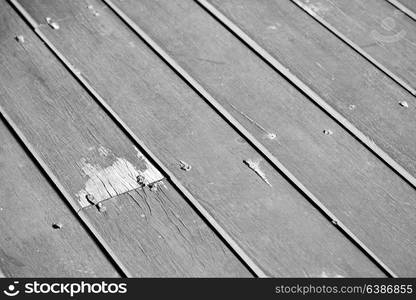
left=76, top=147, right=163, bottom=207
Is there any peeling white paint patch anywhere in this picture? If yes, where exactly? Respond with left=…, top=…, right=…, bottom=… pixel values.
left=76, top=149, right=163, bottom=207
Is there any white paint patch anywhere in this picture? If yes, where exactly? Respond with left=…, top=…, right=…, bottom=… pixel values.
left=76, top=149, right=163, bottom=207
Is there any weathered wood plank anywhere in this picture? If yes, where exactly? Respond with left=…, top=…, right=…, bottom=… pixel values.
left=398, top=0, right=416, bottom=12
left=0, top=119, right=120, bottom=277
left=83, top=182, right=251, bottom=277
left=291, top=0, right=416, bottom=96
left=16, top=0, right=387, bottom=276
left=99, top=0, right=416, bottom=276
left=204, top=0, right=416, bottom=189
left=0, top=1, right=249, bottom=277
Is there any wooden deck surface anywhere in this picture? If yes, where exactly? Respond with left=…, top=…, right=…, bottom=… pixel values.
left=0, top=0, right=415, bottom=277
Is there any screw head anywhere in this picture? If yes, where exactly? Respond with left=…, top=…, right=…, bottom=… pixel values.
left=15, top=35, right=25, bottom=43
left=323, top=129, right=333, bottom=136
left=52, top=223, right=63, bottom=229
left=136, top=175, right=146, bottom=186
left=179, top=161, right=192, bottom=171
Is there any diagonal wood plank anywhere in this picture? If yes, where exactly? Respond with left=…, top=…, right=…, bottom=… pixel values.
left=99, top=0, right=416, bottom=276
left=0, top=1, right=249, bottom=277
left=386, top=0, right=416, bottom=20
left=397, top=0, right=416, bottom=12
left=15, top=0, right=388, bottom=276
left=0, top=119, right=120, bottom=277
left=291, top=0, right=416, bottom=97
left=202, top=0, right=416, bottom=190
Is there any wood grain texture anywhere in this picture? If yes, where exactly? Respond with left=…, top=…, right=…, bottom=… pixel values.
left=0, top=120, right=119, bottom=277
left=0, top=0, right=163, bottom=209
left=206, top=0, right=416, bottom=186
left=293, top=0, right=416, bottom=94
left=83, top=182, right=250, bottom=277
left=0, top=1, right=249, bottom=277
left=16, top=0, right=387, bottom=276
left=101, top=0, right=416, bottom=276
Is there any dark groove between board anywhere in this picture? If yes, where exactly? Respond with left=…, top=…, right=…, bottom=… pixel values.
left=0, top=104, right=129, bottom=277
left=290, top=0, right=416, bottom=97
left=103, top=0, right=395, bottom=277
left=9, top=0, right=265, bottom=278
left=385, top=0, right=416, bottom=21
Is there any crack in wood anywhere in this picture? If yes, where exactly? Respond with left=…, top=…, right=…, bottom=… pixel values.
left=76, top=148, right=163, bottom=207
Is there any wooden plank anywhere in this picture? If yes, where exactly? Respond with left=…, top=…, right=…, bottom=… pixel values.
left=0, top=120, right=119, bottom=277
left=16, top=0, right=387, bottom=277
left=203, top=0, right=416, bottom=189
left=386, top=0, right=416, bottom=20
left=291, top=0, right=416, bottom=96
left=0, top=1, right=249, bottom=277
left=96, top=0, right=416, bottom=276
left=83, top=182, right=251, bottom=277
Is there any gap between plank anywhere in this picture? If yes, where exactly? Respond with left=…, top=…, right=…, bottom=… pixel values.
left=0, top=105, right=130, bottom=277
left=195, top=0, right=416, bottom=193
left=290, top=0, right=416, bottom=97
left=385, top=0, right=416, bottom=22
left=9, top=0, right=266, bottom=278
left=104, top=0, right=396, bottom=277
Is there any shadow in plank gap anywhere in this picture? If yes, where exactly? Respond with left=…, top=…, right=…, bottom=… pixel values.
left=0, top=1, right=250, bottom=277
